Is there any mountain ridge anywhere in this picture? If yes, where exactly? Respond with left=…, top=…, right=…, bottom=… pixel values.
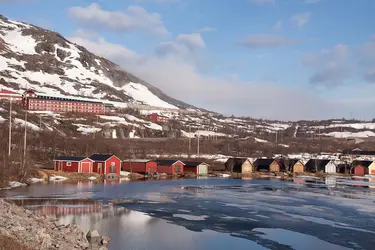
left=0, top=14, right=198, bottom=110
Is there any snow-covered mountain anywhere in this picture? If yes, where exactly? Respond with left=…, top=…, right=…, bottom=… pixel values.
left=0, top=15, right=195, bottom=110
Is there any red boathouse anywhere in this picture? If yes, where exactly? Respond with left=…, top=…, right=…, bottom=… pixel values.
left=156, top=160, right=184, bottom=175
left=351, top=161, right=371, bottom=176
left=53, top=156, right=94, bottom=173
left=122, top=160, right=157, bottom=175
left=89, top=154, right=121, bottom=175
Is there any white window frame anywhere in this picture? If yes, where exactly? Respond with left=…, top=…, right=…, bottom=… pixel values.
left=66, top=161, right=72, bottom=166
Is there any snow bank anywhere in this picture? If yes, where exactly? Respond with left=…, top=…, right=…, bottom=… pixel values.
left=144, top=123, right=163, bottom=131
left=0, top=115, right=5, bottom=124
left=49, top=175, right=68, bottom=181
left=9, top=181, right=27, bottom=188
left=88, top=176, right=97, bottom=180
left=28, top=178, right=44, bottom=183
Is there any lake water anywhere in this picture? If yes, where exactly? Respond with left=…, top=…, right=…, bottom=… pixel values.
left=1, top=176, right=375, bottom=250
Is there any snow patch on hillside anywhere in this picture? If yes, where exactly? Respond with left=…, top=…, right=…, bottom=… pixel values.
left=1, top=29, right=38, bottom=55
left=73, top=124, right=102, bottom=135
left=255, top=138, right=269, bottom=143
left=122, top=83, right=178, bottom=109
left=0, top=115, right=5, bottom=123
left=316, top=123, right=375, bottom=130
left=181, top=130, right=228, bottom=138
left=144, top=123, right=163, bottom=131
left=324, top=131, right=375, bottom=138
left=14, top=118, right=40, bottom=131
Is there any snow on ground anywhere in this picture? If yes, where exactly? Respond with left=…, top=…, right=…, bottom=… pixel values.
left=112, top=129, right=117, bottom=139
left=1, top=28, right=38, bottom=55
left=294, top=124, right=299, bottom=138
left=14, top=118, right=40, bottom=131
left=255, top=138, right=269, bottom=143
left=0, top=115, right=5, bottom=123
left=0, top=107, right=5, bottom=112
left=88, top=176, right=97, bottom=180
left=315, top=123, right=375, bottom=130
left=122, top=83, right=178, bottom=109
left=324, top=131, right=375, bottom=138
left=73, top=124, right=102, bottom=135
left=8, top=181, right=27, bottom=188
left=279, top=144, right=290, bottom=148
left=28, top=178, right=44, bottom=183
left=181, top=130, right=228, bottom=138
left=270, top=123, right=291, bottom=130
left=49, top=175, right=68, bottom=181
left=124, top=114, right=147, bottom=123
left=144, top=123, right=163, bottom=131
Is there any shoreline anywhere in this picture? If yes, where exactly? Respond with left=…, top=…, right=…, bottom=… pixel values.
left=0, top=199, right=110, bottom=250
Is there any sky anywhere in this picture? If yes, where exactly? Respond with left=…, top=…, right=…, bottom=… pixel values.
left=1, top=0, right=375, bottom=120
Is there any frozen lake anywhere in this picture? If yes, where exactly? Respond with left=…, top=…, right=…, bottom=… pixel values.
left=1, top=177, right=375, bottom=250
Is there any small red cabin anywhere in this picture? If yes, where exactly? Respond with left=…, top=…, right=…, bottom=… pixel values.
left=156, top=160, right=184, bottom=175
left=122, top=160, right=157, bottom=175
left=89, top=154, right=121, bottom=175
left=53, top=156, right=94, bottom=173
left=183, top=161, right=209, bottom=175
left=147, top=113, right=169, bottom=123
left=351, top=161, right=371, bottom=176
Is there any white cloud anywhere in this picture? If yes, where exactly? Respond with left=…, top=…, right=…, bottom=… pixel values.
left=198, top=26, right=217, bottom=33
left=249, top=0, right=275, bottom=6
left=290, top=12, right=311, bottom=27
left=69, top=36, right=137, bottom=62
left=176, top=33, right=205, bottom=50
left=238, top=35, right=299, bottom=48
left=69, top=32, right=352, bottom=120
left=302, top=44, right=351, bottom=86
left=68, top=3, right=169, bottom=35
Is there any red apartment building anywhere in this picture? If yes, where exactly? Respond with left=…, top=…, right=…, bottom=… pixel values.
left=22, top=90, right=105, bottom=114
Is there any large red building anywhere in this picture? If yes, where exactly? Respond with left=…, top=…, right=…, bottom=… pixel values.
left=53, top=156, right=94, bottom=173
left=122, top=160, right=157, bottom=175
left=0, top=89, right=22, bottom=103
left=22, top=90, right=105, bottom=114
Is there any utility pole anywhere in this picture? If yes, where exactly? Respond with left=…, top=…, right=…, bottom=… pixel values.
left=188, top=124, right=191, bottom=156
left=197, top=130, right=200, bottom=157
left=8, top=98, right=12, bottom=157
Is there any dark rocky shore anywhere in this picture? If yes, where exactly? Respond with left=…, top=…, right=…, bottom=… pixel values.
left=0, top=199, right=109, bottom=250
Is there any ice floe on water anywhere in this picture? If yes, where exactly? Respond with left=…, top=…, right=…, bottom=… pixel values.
left=172, top=214, right=208, bottom=221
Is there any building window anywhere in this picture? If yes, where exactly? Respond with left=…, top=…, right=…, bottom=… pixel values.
left=67, top=162, right=72, bottom=166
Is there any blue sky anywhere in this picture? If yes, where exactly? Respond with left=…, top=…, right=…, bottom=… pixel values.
left=2, top=0, right=375, bottom=120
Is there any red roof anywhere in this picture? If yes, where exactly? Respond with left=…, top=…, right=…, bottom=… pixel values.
left=0, top=89, right=20, bottom=95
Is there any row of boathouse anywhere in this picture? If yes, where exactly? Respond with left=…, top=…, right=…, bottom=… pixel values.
left=226, top=158, right=375, bottom=175
left=53, top=154, right=209, bottom=176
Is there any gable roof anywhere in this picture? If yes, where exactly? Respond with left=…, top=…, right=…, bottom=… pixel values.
left=89, top=154, right=117, bottom=161
left=184, top=161, right=208, bottom=167
left=54, top=156, right=88, bottom=162
left=352, top=160, right=373, bottom=168
left=156, top=160, right=185, bottom=166
left=123, top=159, right=155, bottom=163
left=305, top=159, right=330, bottom=171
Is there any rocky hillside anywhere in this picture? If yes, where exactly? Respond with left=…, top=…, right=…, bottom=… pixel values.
left=0, top=14, right=195, bottom=110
